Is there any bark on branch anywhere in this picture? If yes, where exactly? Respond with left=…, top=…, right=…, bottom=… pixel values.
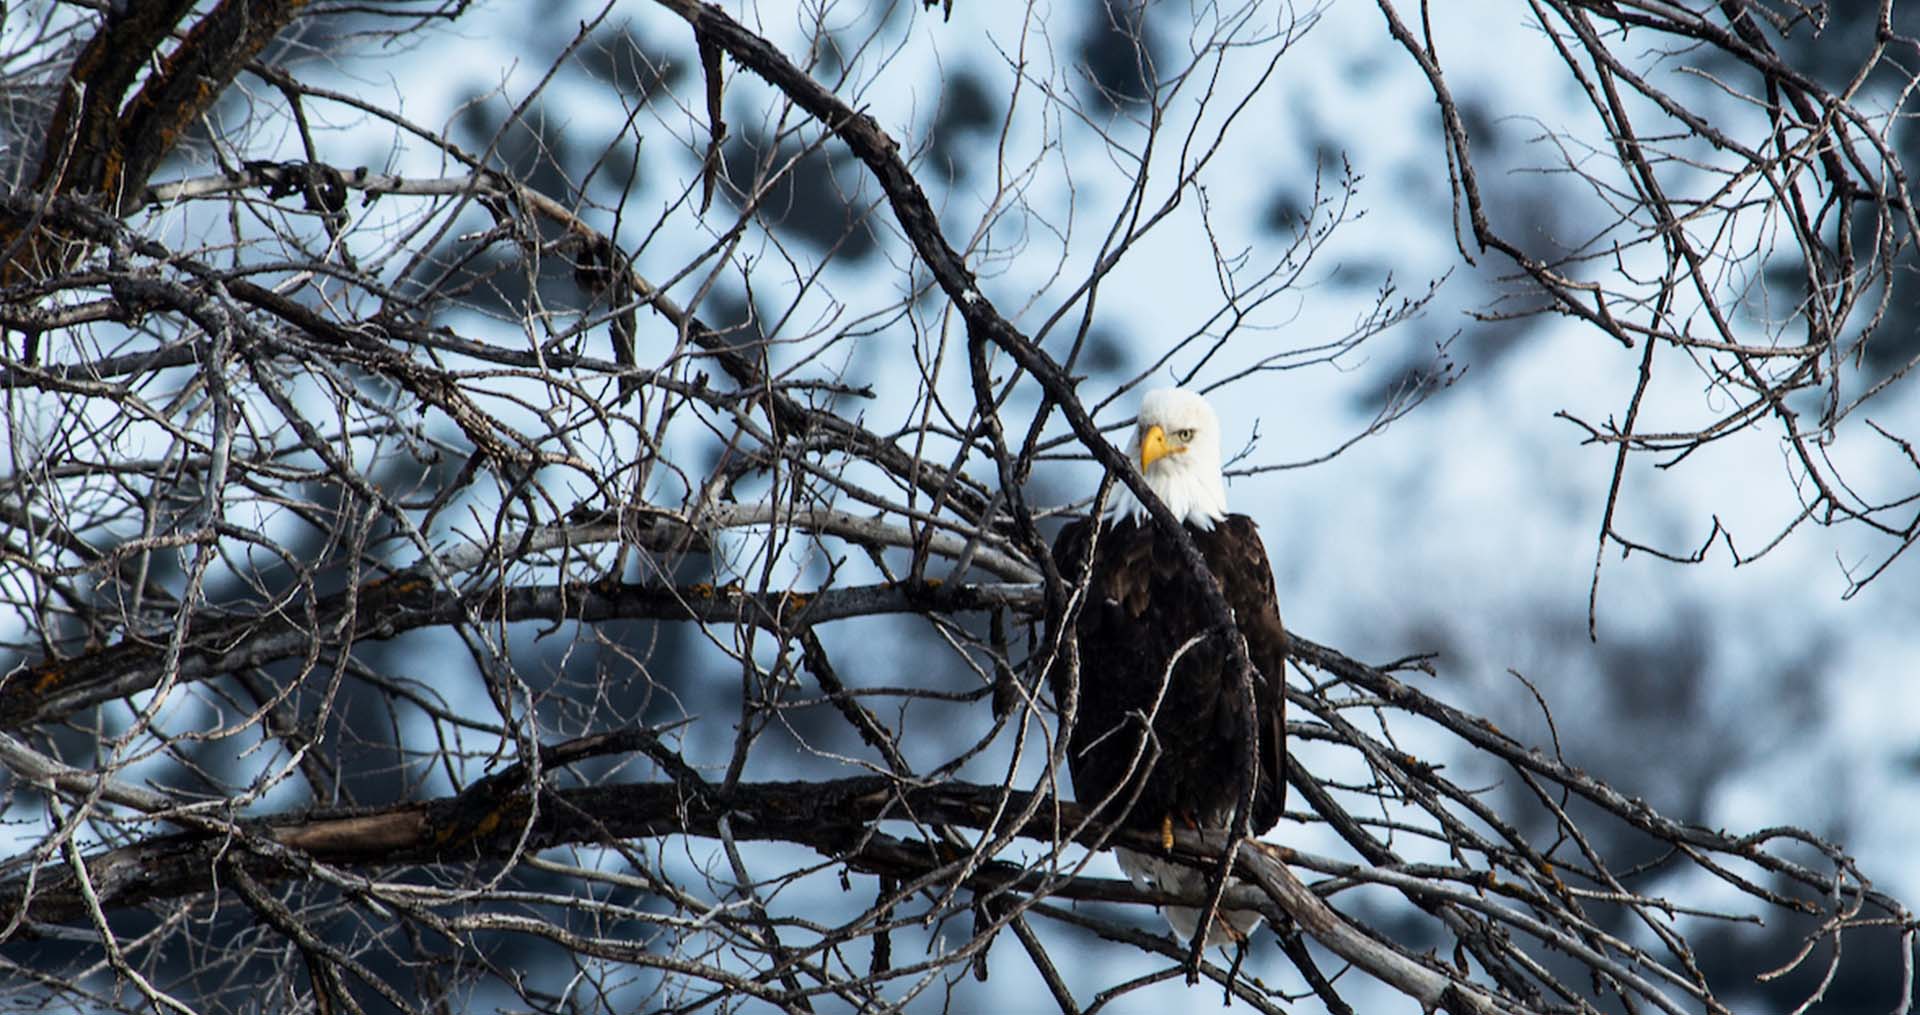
left=0, top=577, right=1033, bottom=731
left=1, top=764, right=1504, bottom=1012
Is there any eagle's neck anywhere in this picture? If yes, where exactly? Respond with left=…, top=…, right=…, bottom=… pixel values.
left=1105, top=461, right=1229, bottom=531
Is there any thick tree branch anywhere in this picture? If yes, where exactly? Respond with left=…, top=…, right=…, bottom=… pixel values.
left=0, top=577, right=1032, bottom=731
left=0, top=767, right=1502, bottom=1010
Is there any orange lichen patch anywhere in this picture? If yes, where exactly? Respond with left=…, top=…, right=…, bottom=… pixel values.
left=363, top=575, right=431, bottom=598
left=688, top=583, right=715, bottom=598
left=1395, top=751, right=1437, bottom=777
left=426, top=796, right=529, bottom=849
left=32, top=664, right=67, bottom=694
left=471, top=807, right=502, bottom=840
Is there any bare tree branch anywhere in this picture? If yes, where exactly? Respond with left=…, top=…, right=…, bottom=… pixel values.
left=0, top=1, right=1912, bottom=1012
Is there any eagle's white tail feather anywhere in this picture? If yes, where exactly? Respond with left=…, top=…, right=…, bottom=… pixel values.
left=1115, top=848, right=1265, bottom=945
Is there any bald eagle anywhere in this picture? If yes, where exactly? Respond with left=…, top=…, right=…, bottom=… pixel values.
left=1049, top=387, right=1289, bottom=944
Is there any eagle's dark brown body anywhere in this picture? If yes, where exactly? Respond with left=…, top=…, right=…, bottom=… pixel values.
left=1048, top=515, right=1289, bottom=838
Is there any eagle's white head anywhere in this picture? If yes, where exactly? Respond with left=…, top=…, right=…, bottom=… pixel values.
left=1106, top=387, right=1229, bottom=530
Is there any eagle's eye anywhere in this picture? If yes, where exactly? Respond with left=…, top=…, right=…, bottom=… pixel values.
left=1174, top=428, right=1196, bottom=442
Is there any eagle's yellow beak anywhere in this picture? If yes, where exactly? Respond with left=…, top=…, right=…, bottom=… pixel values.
left=1139, top=424, right=1176, bottom=469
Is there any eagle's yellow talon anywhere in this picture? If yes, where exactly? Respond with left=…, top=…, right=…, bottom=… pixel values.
left=1161, top=813, right=1175, bottom=852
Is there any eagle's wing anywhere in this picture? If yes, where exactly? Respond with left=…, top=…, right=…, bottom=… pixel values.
left=1210, top=515, right=1289, bottom=830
